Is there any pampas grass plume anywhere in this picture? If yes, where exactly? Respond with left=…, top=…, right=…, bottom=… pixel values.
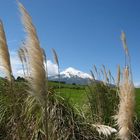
left=115, top=67, right=135, bottom=140
left=52, top=48, right=59, bottom=67
left=121, top=31, right=128, bottom=55
left=0, top=20, right=12, bottom=82
left=117, top=65, right=121, bottom=86
left=18, top=2, right=49, bottom=139
left=92, top=124, right=117, bottom=137
left=18, top=2, right=46, bottom=102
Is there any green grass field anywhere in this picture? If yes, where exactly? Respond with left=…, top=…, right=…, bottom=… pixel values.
left=49, top=81, right=87, bottom=108
left=0, top=79, right=140, bottom=139
left=49, top=81, right=140, bottom=118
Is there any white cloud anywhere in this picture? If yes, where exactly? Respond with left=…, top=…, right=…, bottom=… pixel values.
left=0, top=50, right=22, bottom=78
left=134, top=82, right=140, bottom=88
left=16, top=60, right=58, bottom=77
left=2, top=50, right=59, bottom=78
left=10, top=51, right=22, bottom=77
left=47, top=60, right=58, bottom=76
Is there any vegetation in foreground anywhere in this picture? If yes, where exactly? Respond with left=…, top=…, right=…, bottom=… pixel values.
left=0, top=1, right=140, bottom=140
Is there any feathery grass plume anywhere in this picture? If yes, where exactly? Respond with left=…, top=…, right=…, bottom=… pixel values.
left=41, top=48, right=48, bottom=77
left=18, top=2, right=49, bottom=139
left=91, top=124, right=117, bottom=137
left=51, top=48, right=62, bottom=139
left=121, top=31, right=128, bottom=56
left=18, top=47, right=26, bottom=76
left=52, top=48, right=59, bottom=68
left=116, top=65, right=121, bottom=86
left=0, top=20, right=21, bottom=139
left=21, top=42, right=30, bottom=76
left=41, top=48, right=47, bottom=65
left=0, top=20, right=12, bottom=82
left=115, top=67, right=135, bottom=140
left=18, top=2, right=46, bottom=103
left=18, top=41, right=28, bottom=63
left=121, top=31, right=133, bottom=81
left=41, top=48, right=48, bottom=97
left=52, top=48, right=61, bottom=91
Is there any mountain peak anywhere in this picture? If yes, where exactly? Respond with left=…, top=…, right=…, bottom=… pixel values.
left=62, top=67, right=81, bottom=74
left=61, top=67, right=92, bottom=79
left=49, top=67, right=92, bottom=85
left=64, top=67, right=79, bottom=72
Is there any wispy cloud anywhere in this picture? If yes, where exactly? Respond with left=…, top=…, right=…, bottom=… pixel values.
left=5, top=50, right=58, bottom=78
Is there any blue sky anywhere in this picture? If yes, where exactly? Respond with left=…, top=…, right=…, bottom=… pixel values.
left=0, top=0, right=140, bottom=84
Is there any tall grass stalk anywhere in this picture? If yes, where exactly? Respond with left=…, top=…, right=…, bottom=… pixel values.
left=114, top=32, right=135, bottom=140
left=88, top=67, right=118, bottom=124
left=41, top=48, right=48, bottom=76
left=0, top=20, right=22, bottom=139
left=121, top=31, right=133, bottom=80
left=116, top=65, right=121, bottom=87
left=41, top=48, right=49, bottom=97
left=102, top=65, right=109, bottom=84
left=0, top=20, right=12, bottom=82
left=18, top=41, right=30, bottom=76
left=18, top=47, right=26, bottom=76
left=121, top=31, right=128, bottom=66
left=18, top=2, right=49, bottom=139
left=115, top=67, right=135, bottom=140
left=93, top=65, right=99, bottom=79
left=108, top=70, right=115, bottom=84
left=52, top=48, right=60, bottom=92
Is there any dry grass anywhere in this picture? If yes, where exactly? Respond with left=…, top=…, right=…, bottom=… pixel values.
left=121, top=31, right=129, bottom=56
left=114, top=31, right=135, bottom=140
left=91, top=124, right=117, bottom=137
left=115, top=67, right=135, bottom=140
left=0, top=20, right=12, bottom=82
left=0, top=20, right=22, bottom=140
left=52, top=48, right=59, bottom=68
left=102, top=65, right=109, bottom=84
left=116, top=65, right=121, bottom=86
left=18, top=47, right=26, bottom=76
left=18, top=2, right=47, bottom=103
left=18, top=2, right=49, bottom=139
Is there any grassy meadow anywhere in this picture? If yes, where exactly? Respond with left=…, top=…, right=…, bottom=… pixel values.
left=51, top=81, right=140, bottom=121
left=0, top=1, right=140, bottom=140
left=49, top=81, right=87, bottom=107
left=51, top=81, right=140, bottom=118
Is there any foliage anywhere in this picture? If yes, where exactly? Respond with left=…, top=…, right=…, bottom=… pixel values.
left=86, top=81, right=119, bottom=125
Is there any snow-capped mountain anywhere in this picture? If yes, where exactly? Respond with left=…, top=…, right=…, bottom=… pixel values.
left=60, top=67, right=92, bottom=79
left=48, top=67, right=92, bottom=85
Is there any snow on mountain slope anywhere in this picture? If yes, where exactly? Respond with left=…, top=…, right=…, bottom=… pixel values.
left=49, top=67, right=92, bottom=85
left=60, top=67, right=92, bottom=79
